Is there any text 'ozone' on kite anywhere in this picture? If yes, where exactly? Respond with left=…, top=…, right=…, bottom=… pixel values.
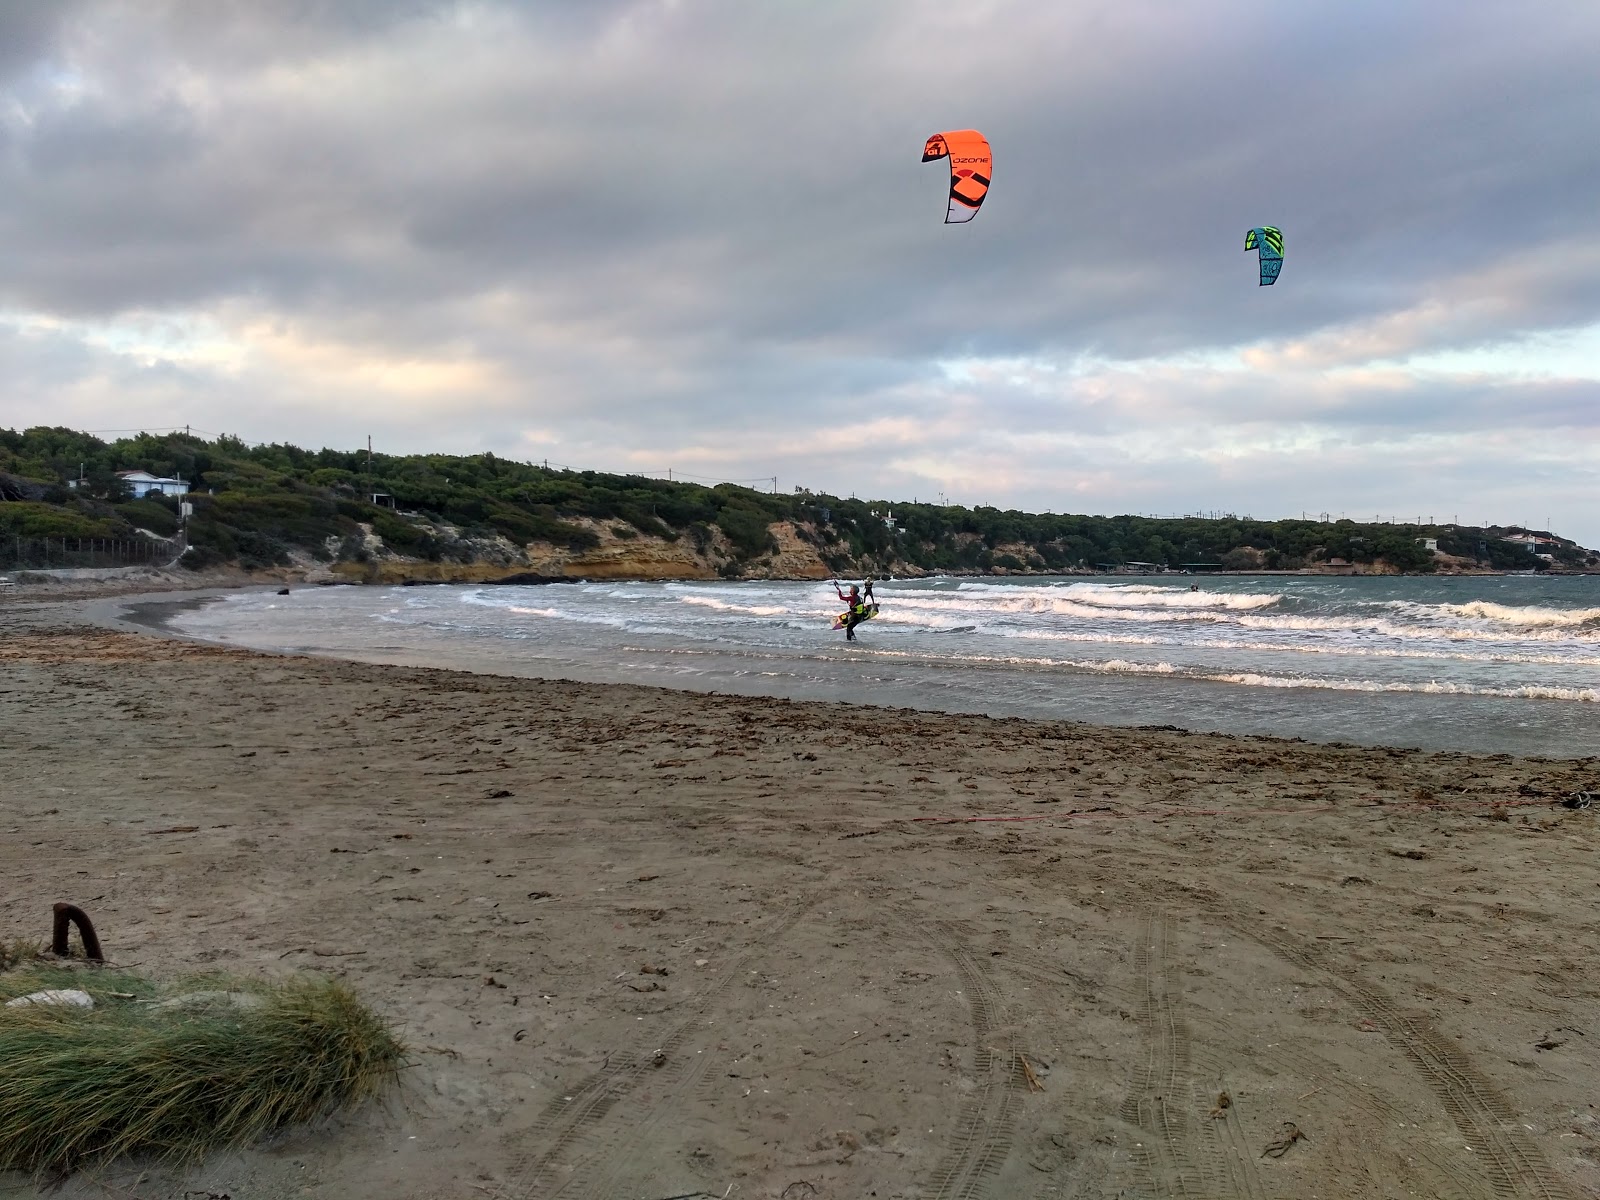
left=1245, top=226, right=1284, bottom=286
left=922, top=130, right=992, bottom=224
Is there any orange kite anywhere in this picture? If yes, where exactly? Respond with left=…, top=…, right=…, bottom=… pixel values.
left=922, top=130, right=992, bottom=224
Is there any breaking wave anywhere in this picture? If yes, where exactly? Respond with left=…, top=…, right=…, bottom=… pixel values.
left=677, top=595, right=791, bottom=617
left=1053, top=583, right=1283, bottom=610
left=1425, top=601, right=1600, bottom=628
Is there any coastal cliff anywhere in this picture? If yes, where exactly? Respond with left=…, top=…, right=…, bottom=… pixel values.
left=330, top=518, right=837, bottom=584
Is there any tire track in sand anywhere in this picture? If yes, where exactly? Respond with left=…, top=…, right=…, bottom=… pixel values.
left=1117, top=910, right=1266, bottom=1200
left=906, top=915, right=1023, bottom=1200
left=1224, top=907, right=1582, bottom=1200
left=1198, top=1010, right=1483, bottom=1200
left=501, top=894, right=819, bottom=1200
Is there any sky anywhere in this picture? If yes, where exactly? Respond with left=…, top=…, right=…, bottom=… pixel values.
left=2, top=2, right=1598, bottom=544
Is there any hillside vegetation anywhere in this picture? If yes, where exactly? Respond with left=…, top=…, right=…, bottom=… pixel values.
left=2, top=427, right=1589, bottom=578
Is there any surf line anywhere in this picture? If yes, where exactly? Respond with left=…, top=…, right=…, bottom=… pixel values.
left=910, top=794, right=1564, bottom=825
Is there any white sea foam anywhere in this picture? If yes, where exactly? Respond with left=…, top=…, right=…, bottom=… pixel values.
left=1232, top=611, right=1598, bottom=643
left=503, top=605, right=633, bottom=629
left=1423, top=600, right=1600, bottom=628
left=1057, top=583, right=1283, bottom=610
left=988, top=625, right=1600, bottom=665
left=855, top=647, right=1599, bottom=701
left=677, top=595, right=791, bottom=616
left=1202, top=672, right=1599, bottom=702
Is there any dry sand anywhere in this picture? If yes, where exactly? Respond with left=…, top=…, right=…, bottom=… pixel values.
left=2, top=593, right=1598, bottom=1200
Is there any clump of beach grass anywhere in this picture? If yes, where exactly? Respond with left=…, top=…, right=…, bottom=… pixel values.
left=0, top=965, right=405, bottom=1174
left=0, top=940, right=42, bottom=972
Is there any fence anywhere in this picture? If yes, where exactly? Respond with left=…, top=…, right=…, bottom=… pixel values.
left=1, top=534, right=186, bottom=572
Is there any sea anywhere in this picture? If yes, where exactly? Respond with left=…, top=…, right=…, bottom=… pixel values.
left=163, top=575, right=1600, bottom=757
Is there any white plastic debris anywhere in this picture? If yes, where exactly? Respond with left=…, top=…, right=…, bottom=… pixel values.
left=5, top=988, right=94, bottom=1010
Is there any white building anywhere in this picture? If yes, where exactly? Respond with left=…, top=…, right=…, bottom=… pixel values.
left=116, top=470, right=190, bottom=498
left=1502, top=532, right=1559, bottom=559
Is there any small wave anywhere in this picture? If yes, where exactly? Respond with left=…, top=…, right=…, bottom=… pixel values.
left=503, top=605, right=632, bottom=629
left=1207, top=672, right=1599, bottom=702
left=1234, top=611, right=1600, bottom=644
left=991, top=625, right=1600, bottom=665
left=677, top=595, right=791, bottom=616
left=937, top=581, right=1282, bottom=612
left=846, top=647, right=1599, bottom=701
left=1426, top=601, right=1600, bottom=628
left=886, top=594, right=1222, bottom=623
left=1059, top=583, right=1283, bottom=611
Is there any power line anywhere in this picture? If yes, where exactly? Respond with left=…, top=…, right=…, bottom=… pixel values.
left=658, top=469, right=775, bottom=485
left=58, top=425, right=216, bottom=436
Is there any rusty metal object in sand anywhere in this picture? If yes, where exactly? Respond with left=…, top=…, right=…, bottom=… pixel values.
left=51, top=902, right=104, bottom=961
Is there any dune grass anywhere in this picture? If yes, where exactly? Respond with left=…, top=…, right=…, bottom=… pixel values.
left=0, top=941, right=42, bottom=973
left=0, top=965, right=405, bottom=1174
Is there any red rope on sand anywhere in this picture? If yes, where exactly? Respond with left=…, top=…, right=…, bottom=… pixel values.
left=909, top=795, right=1558, bottom=825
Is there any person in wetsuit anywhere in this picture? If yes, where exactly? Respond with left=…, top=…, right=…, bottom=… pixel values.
left=833, top=579, right=877, bottom=641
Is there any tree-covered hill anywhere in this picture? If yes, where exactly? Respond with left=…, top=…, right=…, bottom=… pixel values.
left=2, top=426, right=1589, bottom=576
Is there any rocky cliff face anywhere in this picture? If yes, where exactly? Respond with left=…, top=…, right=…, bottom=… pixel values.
left=331, top=517, right=836, bottom=584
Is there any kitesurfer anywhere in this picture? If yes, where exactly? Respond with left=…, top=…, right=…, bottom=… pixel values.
left=832, top=579, right=877, bottom=641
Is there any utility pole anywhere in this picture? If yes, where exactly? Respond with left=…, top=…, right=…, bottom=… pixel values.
left=366, top=435, right=373, bottom=502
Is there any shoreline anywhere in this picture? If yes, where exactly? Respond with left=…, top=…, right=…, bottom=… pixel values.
left=89, top=585, right=1600, bottom=760
left=2, top=597, right=1598, bottom=1197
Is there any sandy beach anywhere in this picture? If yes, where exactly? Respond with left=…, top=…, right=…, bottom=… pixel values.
left=3, top=592, right=1599, bottom=1200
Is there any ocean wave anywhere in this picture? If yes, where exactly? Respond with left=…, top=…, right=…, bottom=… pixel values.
left=1058, top=583, right=1283, bottom=610
left=859, top=591, right=1600, bottom=649
left=940, top=581, right=1282, bottom=611
left=1204, top=672, right=1599, bottom=702
left=677, top=595, right=791, bottom=616
left=1232, top=611, right=1600, bottom=643
left=886, top=593, right=1227, bottom=623
left=991, top=626, right=1600, bottom=665
left=502, top=605, right=633, bottom=628
left=1421, top=600, right=1600, bottom=628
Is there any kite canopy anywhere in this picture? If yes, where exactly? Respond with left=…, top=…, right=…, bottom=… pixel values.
left=1245, top=226, right=1284, bottom=286
left=922, top=130, right=992, bottom=224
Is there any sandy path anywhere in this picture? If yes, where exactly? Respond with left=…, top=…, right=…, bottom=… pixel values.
left=1, top=598, right=1598, bottom=1199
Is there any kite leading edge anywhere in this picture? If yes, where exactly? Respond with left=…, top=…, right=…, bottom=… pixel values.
left=922, top=130, right=992, bottom=224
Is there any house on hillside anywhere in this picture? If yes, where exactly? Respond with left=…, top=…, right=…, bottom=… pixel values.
left=1502, top=532, right=1558, bottom=560
left=116, top=470, right=190, bottom=498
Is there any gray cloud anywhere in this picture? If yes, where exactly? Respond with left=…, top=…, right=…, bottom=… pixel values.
left=2, top=0, right=1599, bottom=542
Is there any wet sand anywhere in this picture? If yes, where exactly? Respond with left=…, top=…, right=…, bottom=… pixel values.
left=2, top=595, right=1598, bottom=1199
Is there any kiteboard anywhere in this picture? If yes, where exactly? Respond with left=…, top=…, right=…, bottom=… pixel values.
left=832, top=605, right=879, bottom=630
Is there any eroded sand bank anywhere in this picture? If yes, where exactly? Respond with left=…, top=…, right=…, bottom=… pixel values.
left=2, top=597, right=1598, bottom=1199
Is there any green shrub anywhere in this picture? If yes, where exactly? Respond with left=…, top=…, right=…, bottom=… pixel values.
left=484, top=504, right=598, bottom=551
left=114, top=500, right=178, bottom=537
left=0, top=503, right=126, bottom=539
left=714, top=506, right=776, bottom=559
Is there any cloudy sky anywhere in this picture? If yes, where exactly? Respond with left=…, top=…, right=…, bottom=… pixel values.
left=3, top=1, right=1598, bottom=542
